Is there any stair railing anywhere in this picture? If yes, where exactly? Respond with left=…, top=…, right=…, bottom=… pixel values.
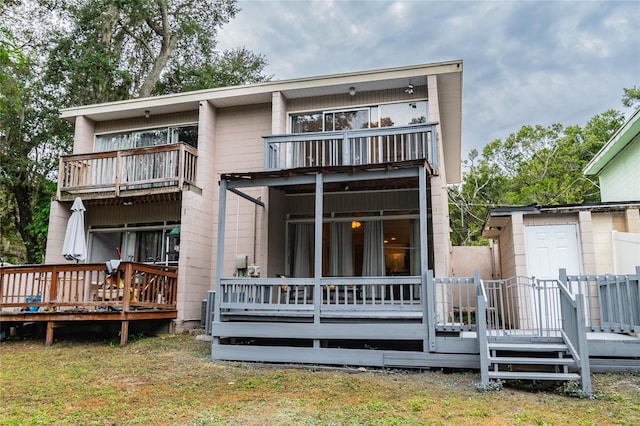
left=558, top=269, right=592, bottom=396
left=476, top=277, right=491, bottom=388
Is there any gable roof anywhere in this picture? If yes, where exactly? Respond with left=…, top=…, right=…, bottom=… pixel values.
left=584, top=107, right=640, bottom=175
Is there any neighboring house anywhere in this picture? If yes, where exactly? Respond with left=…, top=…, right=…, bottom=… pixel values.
left=484, top=107, right=640, bottom=278
left=584, top=107, right=640, bottom=202
left=45, top=61, right=464, bottom=331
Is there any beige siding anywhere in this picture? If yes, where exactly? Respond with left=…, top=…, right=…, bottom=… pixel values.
left=44, top=201, right=74, bottom=264
left=451, top=245, right=499, bottom=279
left=94, top=111, right=199, bottom=136
left=174, top=102, right=217, bottom=327
left=286, top=86, right=427, bottom=116
left=213, top=103, right=271, bottom=281
left=73, top=116, right=96, bottom=153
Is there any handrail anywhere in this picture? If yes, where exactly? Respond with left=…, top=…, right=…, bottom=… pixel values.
left=57, top=143, right=197, bottom=198
left=264, top=123, right=438, bottom=171
left=0, top=262, right=178, bottom=312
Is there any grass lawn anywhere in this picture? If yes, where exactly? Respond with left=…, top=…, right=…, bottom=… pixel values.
left=1, top=332, right=639, bottom=425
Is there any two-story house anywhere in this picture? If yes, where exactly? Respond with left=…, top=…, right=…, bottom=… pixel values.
left=45, top=61, right=463, bottom=336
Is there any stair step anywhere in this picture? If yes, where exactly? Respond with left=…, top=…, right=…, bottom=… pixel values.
left=487, top=342, right=568, bottom=352
left=488, top=371, right=581, bottom=381
left=489, top=356, right=576, bottom=366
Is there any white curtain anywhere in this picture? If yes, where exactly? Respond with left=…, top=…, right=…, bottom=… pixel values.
left=362, top=221, right=385, bottom=276
left=330, top=222, right=353, bottom=276
left=410, top=219, right=421, bottom=275
left=292, top=223, right=313, bottom=277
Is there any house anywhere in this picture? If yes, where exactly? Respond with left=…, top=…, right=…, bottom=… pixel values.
left=5, top=61, right=633, bottom=391
left=44, top=61, right=463, bottom=332
left=584, top=107, right=640, bottom=203
left=483, top=107, right=640, bottom=277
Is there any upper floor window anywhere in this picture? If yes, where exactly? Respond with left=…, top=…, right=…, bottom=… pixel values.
left=95, top=124, right=198, bottom=152
left=290, top=101, right=428, bottom=133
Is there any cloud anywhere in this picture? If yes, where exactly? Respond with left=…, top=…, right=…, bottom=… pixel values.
left=218, top=0, right=640, bottom=157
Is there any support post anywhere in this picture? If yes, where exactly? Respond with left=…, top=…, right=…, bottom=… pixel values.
left=120, top=320, right=129, bottom=346
left=212, top=178, right=228, bottom=352
left=313, top=173, right=323, bottom=348
left=46, top=321, right=55, bottom=346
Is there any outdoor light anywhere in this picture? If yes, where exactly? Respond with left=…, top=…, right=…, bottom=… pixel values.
left=405, top=83, right=414, bottom=95
left=351, top=221, right=362, bottom=229
left=144, top=109, right=150, bottom=118
left=348, top=86, right=356, bottom=96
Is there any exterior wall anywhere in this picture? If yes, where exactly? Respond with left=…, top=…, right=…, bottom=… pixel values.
left=44, top=201, right=73, bottom=264
left=451, top=245, right=498, bottom=279
left=73, top=116, right=96, bottom=153
left=599, top=140, right=640, bottom=202
left=173, top=102, right=217, bottom=327
left=94, top=111, right=199, bottom=138
left=286, top=86, right=427, bottom=120
left=214, top=103, right=271, bottom=278
left=426, top=74, right=451, bottom=277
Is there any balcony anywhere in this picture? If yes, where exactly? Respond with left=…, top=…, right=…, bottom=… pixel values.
left=264, top=123, right=438, bottom=171
left=57, top=143, right=197, bottom=201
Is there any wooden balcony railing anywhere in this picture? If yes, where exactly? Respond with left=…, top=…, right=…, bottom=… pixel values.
left=0, top=262, right=178, bottom=312
left=264, top=123, right=438, bottom=171
left=57, top=143, right=197, bottom=199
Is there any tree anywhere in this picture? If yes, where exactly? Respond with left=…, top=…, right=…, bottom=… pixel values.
left=1, top=0, right=270, bottom=263
left=449, top=109, right=626, bottom=246
left=153, top=47, right=271, bottom=95
left=0, top=24, right=68, bottom=263
left=45, top=0, right=255, bottom=104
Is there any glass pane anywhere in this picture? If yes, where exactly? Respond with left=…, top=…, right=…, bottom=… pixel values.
left=135, top=128, right=168, bottom=148
left=331, top=110, right=370, bottom=130
left=171, top=125, right=198, bottom=148
left=379, top=101, right=428, bottom=127
left=291, top=113, right=323, bottom=133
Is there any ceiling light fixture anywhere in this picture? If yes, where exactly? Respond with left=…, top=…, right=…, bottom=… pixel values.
left=144, top=110, right=150, bottom=118
left=405, top=83, right=414, bottom=95
left=348, top=86, right=356, bottom=96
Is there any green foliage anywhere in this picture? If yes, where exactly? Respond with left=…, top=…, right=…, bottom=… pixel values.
left=154, top=47, right=272, bottom=95
left=622, top=86, right=640, bottom=109
left=450, top=109, right=626, bottom=246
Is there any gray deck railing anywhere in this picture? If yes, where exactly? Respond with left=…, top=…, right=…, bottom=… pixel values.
left=562, top=267, right=640, bottom=333
left=217, top=273, right=479, bottom=330
left=482, top=277, right=564, bottom=338
left=556, top=276, right=592, bottom=394
left=218, top=276, right=424, bottom=317
left=57, top=143, right=197, bottom=198
left=263, top=123, right=438, bottom=171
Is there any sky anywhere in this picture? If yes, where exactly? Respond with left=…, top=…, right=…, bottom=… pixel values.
left=217, top=0, right=640, bottom=158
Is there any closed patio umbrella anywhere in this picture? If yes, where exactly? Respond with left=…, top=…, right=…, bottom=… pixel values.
left=62, top=197, right=87, bottom=262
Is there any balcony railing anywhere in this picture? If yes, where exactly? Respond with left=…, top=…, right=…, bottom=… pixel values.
left=264, top=123, right=438, bottom=171
left=57, top=143, right=197, bottom=199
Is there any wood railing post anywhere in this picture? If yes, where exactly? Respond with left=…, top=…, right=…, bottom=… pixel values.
left=122, top=262, right=132, bottom=312
left=50, top=266, right=59, bottom=308
left=178, top=144, right=185, bottom=190
left=115, top=151, right=122, bottom=197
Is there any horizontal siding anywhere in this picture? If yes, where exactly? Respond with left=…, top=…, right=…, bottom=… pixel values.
left=87, top=201, right=181, bottom=226
left=287, top=86, right=427, bottom=113
left=94, top=111, right=199, bottom=134
left=287, top=189, right=419, bottom=215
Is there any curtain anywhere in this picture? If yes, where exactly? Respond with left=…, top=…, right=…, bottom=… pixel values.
left=362, top=221, right=385, bottom=276
left=410, top=219, right=421, bottom=275
left=292, top=223, right=313, bottom=277
left=330, top=222, right=353, bottom=276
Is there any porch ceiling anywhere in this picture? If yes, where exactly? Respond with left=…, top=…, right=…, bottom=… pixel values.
left=221, top=160, right=432, bottom=195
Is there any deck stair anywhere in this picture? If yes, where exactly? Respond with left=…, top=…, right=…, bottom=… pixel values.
left=486, top=341, right=580, bottom=382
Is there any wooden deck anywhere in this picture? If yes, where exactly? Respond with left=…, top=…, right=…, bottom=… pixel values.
left=0, top=262, right=178, bottom=345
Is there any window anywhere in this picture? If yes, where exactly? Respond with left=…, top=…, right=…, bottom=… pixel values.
left=95, top=125, right=198, bottom=152
left=290, top=102, right=428, bottom=133
left=88, top=223, right=180, bottom=265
